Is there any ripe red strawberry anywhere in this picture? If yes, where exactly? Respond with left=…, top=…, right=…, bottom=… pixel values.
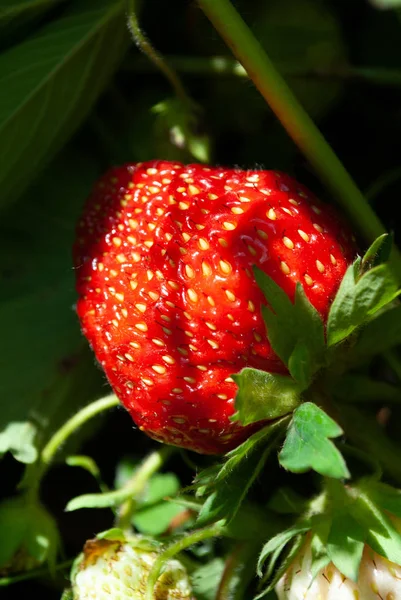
left=74, top=160, right=355, bottom=454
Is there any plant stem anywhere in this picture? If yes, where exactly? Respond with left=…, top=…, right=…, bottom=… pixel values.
left=117, top=447, right=175, bottom=530
left=39, top=394, right=119, bottom=479
left=125, top=55, right=401, bottom=87
left=65, top=446, right=174, bottom=513
left=145, top=523, right=223, bottom=600
left=196, top=0, right=401, bottom=277
left=127, top=0, right=194, bottom=109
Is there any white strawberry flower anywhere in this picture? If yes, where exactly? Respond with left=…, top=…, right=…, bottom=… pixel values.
left=71, top=536, right=194, bottom=600
left=276, top=537, right=401, bottom=600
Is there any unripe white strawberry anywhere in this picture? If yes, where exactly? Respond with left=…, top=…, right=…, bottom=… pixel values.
left=276, top=537, right=401, bottom=600
left=71, top=536, right=194, bottom=600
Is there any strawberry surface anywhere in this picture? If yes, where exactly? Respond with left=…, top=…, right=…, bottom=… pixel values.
left=74, top=160, right=355, bottom=454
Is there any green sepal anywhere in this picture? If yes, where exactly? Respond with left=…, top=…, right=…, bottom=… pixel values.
left=196, top=420, right=286, bottom=527
left=327, top=249, right=401, bottom=347
left=278, top=403, right=350, bottom=479
left=326, top=513, right=366, bottom=581
left=231, top=368, right=302, bottom=426
left=360, top=233, right=393, bottom=271
left=350, top=491, right=401, bottom=565
left=255, top=533, right=305, bottom=599
left=254, top=268, right=325, bottom=385
left=96, top=528, right=127, bottom=542
left=256, top=521, right=311, bottom=579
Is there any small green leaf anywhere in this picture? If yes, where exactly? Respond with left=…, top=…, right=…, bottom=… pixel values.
left=255, top=533, right=305, bottom=599
left=279, top=403, right=350, bottom=479
left=327, top=514, right=366, bottom=581
left=66, top=488, right=123, bottom=511
left=255, top=268, right=325, bottom=384
left=361, top=234, right=393, bottom=271
left=133, top=473, right=183, bottom=535
left=66, top=455, right=101, bottom=480
left=351, top=492, right=401, bottom=564
left=257, top=522, right=311, bottom=578
left=196, top=421, right=286, bottom=526
left=0, top=496, right=60, bottom=571
left=0, top=421, right=37, bottom=463
left=191, top=558, right=225, bottom=600
left=327, top=259, right=401, bottom=347
left=96, top=528, right=126, bottom=542
left=232, top=368, right=302, bottom=426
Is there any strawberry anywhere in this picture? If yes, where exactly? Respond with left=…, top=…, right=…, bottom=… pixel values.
left=70, top=535, right=193, bottom=600
left=74, top=160, right=355, bottom=454
left=276, top=535, right=401, bottom=600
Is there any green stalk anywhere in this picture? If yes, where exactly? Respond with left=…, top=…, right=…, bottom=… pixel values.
left=65, top=446, right=174, bottom=514
left=127, top=0, right=194, bottom=109
left=145, top=524, right=223, bottom=600
left=24, top=394, right=119, bottom=496
left=196, top=0, right=401, bottom=277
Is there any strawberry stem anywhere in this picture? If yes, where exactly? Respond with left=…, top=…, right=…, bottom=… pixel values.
left=26, top=394, right=120, bottom=492
left=145, top=523, right=223, bottom=600
left=127, top=0, right=195, bottom=111
left=196, top=0, right=401, bottom=277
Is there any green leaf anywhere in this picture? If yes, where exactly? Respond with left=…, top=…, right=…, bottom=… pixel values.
left=257, top=522, right=311, bottom=578
left=0, top=421, right=37, bottom=463
left=0, top=496, right=60, bottom=571
left=66, top=455, right=101, bottom=480
left=255, top=268, right=325, bottom=385
left=0, top=142, right=105, bottom=463
left=133, top=474, right=183, bottom=535
left=0, top=0, right=129, bottom=209
left=279, top=403, right=350, bottom=479
left=232, top=368, right=301, bottom=426
left=191, top=558, right=225, bottom=600
left=255, top=533, right=305, bottom=599
left=0, top=0, right=66, bottom=42
left=196, top=421, right=286, bottom=526
left=96, top=528, right=126, bottom=542
left=327, top=259, right=401, bottom=347
left=326, top=514, right=366, bottom=581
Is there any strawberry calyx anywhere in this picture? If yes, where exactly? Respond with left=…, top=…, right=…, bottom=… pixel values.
left=257, top=477, right=401, bottom=598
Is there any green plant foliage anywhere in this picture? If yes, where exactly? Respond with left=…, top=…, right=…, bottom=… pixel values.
left=0, top=0, right=129, bottom=209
